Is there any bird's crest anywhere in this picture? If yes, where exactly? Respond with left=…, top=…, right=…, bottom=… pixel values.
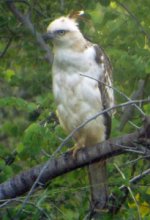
left=68, top=10, right=84, bottom=20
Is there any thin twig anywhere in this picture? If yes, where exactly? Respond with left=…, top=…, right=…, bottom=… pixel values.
left=0, top=37, right=13, bottom=58
left=115, top=164, right=142, bottom=220
left=119, top=80, right=145, bottom=130
left=128, top=188, right=142, bottom=220
left=127, top=168, right=150, bottom=184
left=15, top=160, right=50, bottom=219
left=128, top=121, right=140, bottom=129
left=0, top=200, right=10, bottom=208
left=1, top=198, right=52, bottom=219
left=125, top=156, right=145, bottom=165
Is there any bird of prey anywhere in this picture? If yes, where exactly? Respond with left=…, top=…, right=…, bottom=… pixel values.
left=44, top=11, right=114, bottom=215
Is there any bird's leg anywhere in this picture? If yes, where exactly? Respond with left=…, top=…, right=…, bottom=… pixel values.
left=69, top=137, right=85, bottom=158
left=71, top=143, right=83, bottom=158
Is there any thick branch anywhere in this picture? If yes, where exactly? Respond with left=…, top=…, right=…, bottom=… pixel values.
left=6, top=1, right=53, bottom=64
left=0, top=117, right=150, bottom=201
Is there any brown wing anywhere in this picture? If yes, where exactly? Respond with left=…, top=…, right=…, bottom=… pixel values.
left=94, top=44, right=114, bottom=139
left=88, top=44, right=114, bottom=215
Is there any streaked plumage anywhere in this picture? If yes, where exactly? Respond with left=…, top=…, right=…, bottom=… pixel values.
left=45, top=12, right=114, bottom=215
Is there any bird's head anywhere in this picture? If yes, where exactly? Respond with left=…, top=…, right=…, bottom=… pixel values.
left=43, top=11, right=85, bottom=48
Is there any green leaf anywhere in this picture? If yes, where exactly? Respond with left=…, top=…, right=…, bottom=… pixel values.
left=0, top=97, right=36, bottom=112
left=145, top=61, right=150, bottom=73
left=143, top=103, right=150, bottom=114
left=23, top=123, right=45, bottom=156
left=4, top=69, right=15, bottom=81
left=16, top=143, right=25, bottom=154
left=0, top=160, right=5, bottom=170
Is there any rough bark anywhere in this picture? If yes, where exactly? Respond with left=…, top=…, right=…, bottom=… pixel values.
left=0, top=116, right=150, bottom=202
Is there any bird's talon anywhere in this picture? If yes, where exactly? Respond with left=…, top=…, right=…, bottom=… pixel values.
left=72, top=146, right=80, bottom=158
left=69, top=144, right=82, bottom=158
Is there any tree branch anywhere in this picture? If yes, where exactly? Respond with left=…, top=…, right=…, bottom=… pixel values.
left=119, top=79, right=145, bottom=130
left=109, top=167, right=150, bottom=214
left=0, top=116, right=150, bottom=201
left=6, top=1, right=53, bottom=64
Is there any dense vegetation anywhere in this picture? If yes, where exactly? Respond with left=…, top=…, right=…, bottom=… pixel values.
left=0, top=0, right=150, bottom=219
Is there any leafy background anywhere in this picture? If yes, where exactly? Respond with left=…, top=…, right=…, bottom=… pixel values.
left=0, top=0, right=150, bottom=219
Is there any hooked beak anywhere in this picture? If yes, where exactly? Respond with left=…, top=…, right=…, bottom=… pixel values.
left=42, top=32, right=55, bottom=41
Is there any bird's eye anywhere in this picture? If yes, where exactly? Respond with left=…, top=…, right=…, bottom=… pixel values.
left=56, top=30, right=66, bottom=36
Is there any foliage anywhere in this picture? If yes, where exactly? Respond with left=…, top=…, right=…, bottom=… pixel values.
left=0, top=0, right=150, bottom=219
